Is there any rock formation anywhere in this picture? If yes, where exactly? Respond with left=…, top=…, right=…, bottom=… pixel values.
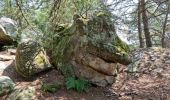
left=48, top=12, right=132, bottom=87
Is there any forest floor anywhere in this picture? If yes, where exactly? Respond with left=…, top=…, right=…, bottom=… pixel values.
left=0, top=49, right=116, bottom=100
left=1, top=47, right=170, bottom=100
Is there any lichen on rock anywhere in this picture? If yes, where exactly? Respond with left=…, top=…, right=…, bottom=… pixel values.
left=47, top=12, right=131, bottom=87
left=15, top=40, right=51, bottom=78
left=7, top=87, right=36, bottom=100
left=0, top=76, right=15, bottom=96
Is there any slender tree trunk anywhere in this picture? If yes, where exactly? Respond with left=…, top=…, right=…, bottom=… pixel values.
left=162, top=5, right=170, bottom=48
left=138, top=0, right=144, bottom=48
left=141, top=0, right=152, bottom=47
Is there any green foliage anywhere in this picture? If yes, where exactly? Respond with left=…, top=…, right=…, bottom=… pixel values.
left=73, top=0, right=101, bottom=16
left=34, top=10, right=48, bottom=32
left=65, top=77, right=90, bottom=93
left=41, top=82, right=62, bottom=93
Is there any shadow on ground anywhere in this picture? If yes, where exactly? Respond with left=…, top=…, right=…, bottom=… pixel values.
left=0, top=51, right=116, bottom=100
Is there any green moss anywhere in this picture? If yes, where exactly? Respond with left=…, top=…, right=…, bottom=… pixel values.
left=46, top=12, right=131, bottom=75
left=15, top=41, right=51, bottom=78
left=114, top=38, right=130, bottom=53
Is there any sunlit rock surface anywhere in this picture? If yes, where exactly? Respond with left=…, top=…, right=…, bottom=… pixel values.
left=0, top=17, right=17, bottom=46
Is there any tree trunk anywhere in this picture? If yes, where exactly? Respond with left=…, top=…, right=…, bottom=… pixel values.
left=162, top=5, right=170, bottom=48
left=138, top=0, right=144, bottom=48
left=141, top=0, right=152, bottom=47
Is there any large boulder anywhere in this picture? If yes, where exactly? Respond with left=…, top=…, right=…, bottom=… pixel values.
left=0, top=17, right=17, bottom=46
left=48, top=12, right=131, bottom=87
left=15, top=40, right=51, bottom=78
left=7, top=87, right=36, bottom=100
left=0, top=76, right=15, bottom=96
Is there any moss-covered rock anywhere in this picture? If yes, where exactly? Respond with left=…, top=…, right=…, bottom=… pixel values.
left=86, top=12, right=130, bottom=64
left=15, top=40, right=51, bottom=78
left=0, top=76, right=15, bottom=96
left=7, top=87, right=36, bottom=100
left=47, top=12, right=131, bottom=87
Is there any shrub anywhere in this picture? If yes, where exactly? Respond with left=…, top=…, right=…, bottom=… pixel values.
left=65, top=77, right=90, bottom=93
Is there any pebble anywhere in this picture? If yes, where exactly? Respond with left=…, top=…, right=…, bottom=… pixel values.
left=165, top=60, right=170, bottom=64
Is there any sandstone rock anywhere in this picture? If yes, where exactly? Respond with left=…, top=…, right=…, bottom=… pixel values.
left=0, top=17, right=17, bottom=46
left=70, top=13, right=130, bottom=86
left=87, top=43, right=131, bottom=65
left=74, top=52, right=117, bottom=76
left=7, top=87, right=36, bottom=100
left=71, top=60, right=115, bottom=87
left=0, top=76, right=15, bottom=96
left=15, top=41, right=51, bottom=78
left=48, top=12, right=131, bottom=87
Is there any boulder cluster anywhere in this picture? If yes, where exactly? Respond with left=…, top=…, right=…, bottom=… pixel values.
left=48, top=13, right=131, bottom=86
left=0, top=13, right=132, bottom=98
left=0, top=13, right=132, bottom=87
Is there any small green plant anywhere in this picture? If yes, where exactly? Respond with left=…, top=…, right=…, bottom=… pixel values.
left=65, top=77, right=90, bottom=93
left=41, top=82, right=62, bottom=93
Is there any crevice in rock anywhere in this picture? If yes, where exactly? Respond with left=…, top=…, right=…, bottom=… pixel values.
left=73, top=53, right=117, bottom=76
left=88, top=52, right=115, bottom=63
